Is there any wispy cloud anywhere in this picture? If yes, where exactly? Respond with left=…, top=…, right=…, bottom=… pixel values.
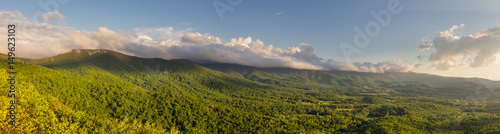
left=43, top=10, right=65, bottom=21
left=275, top=11, right=284, bottom=15
left=0, top=11, right=412, bottom=73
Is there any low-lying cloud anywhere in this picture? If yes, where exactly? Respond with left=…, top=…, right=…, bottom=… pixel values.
left=0, top=11, right=412, bottom=73
left=418, top=24, right=500, bottom=70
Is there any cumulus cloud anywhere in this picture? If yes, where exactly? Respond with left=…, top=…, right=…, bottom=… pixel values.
left=0, top=11, right=73, bottom=58
left=419, top=24, right=500, bottom=70
left=223, top=37, right=252, bottom=51
left=43, top=10, right=65, bottom=21
left=416, top=37, right=432, bottom=50
left=181, top=32, right=222, bottom=45
left=134, top=27, right=192, bottom=40
left=0, top=11, right=412, bottom=73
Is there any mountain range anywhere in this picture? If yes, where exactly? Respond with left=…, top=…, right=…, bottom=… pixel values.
left=1, top=49, right=499, bottom=133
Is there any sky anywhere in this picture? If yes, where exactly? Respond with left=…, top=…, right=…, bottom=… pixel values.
left=1, top=0, right=500, bottom=80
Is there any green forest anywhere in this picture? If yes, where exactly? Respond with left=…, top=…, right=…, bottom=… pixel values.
left=1, top=49, right=500, bottom=133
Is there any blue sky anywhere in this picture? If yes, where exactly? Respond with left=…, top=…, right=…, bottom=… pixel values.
left=2, top=0, right=500, bottom=80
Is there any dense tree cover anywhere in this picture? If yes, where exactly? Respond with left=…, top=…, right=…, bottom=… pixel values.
left=0, top=49, right=498, bottom=133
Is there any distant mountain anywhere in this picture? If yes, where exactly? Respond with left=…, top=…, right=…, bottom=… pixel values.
left=21, top=49, right=284, bottom=102
left=18, top=48, right=500, bottom=102
left=2, top=49, right=499, bottom=133
left=200, top=63, right=500, bottom=99
left=12, top=49, right=308, bottom=133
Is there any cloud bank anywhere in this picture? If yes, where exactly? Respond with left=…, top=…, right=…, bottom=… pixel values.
left=418, top=24, right=500, bottom=70
left=0, top=11, right=412, bottom=73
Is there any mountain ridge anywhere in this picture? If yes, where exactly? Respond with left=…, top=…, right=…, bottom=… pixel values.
left=2, top=48, right=500, bottom=133
left=11, top=48, right=500, bottom=85
left=11, top=49, right=500, bottom=92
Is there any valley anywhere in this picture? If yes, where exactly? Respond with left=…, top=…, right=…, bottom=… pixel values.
left=0, top=49, right=499, bottom=133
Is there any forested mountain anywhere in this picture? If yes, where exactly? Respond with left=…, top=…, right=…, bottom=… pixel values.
left=201, top=63, right=500, bottom=99
left=1, top=49, right=499, bottom=133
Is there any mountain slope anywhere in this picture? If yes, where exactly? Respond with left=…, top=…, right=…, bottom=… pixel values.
left=1, top=49, right=499, bottom=133
left=0, top=54, right=168, bottom=133
left=13, top=49, right=350, bottom=133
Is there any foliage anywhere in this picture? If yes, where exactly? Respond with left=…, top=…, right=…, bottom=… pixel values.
left=0, top=49, right=498, bottom=133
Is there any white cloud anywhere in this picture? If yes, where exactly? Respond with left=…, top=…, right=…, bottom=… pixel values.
left=0, top=11, right=73, bottom=58
left=0, top=11, right=412, bottom=73
left=275, top=11, right=284, bottom=15
left=416, top=37, right=432, bottom=50
left=419, top=24, right=500, bottom=70
left=180, top=32, right=222, bottom=46
left=223, top=37, right=252, bottom=51
left=134, top=27, right=192, bottom=39
left=43, top=10, right=65, bottom=21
